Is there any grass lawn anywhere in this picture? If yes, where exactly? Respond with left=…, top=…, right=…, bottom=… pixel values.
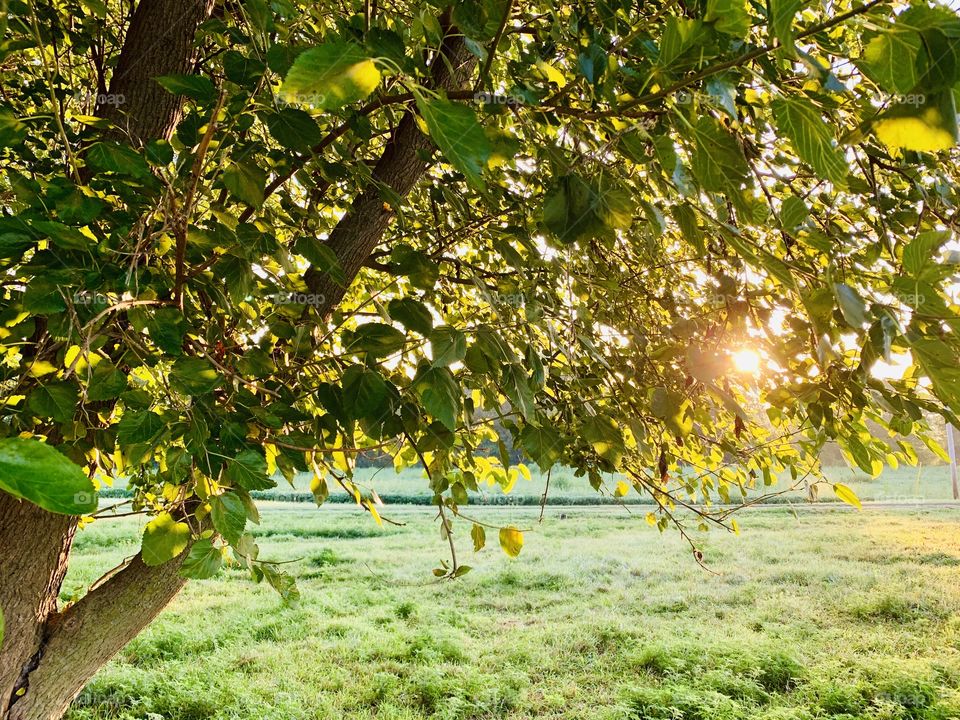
left=63, top=503, right=960, bottom=720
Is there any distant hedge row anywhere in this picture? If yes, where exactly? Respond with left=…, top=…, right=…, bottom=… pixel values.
left=94, top=488, right=837, bottom=506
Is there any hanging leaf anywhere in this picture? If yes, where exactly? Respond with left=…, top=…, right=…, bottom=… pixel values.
left=142, top=512, right=191, bottom=566
left=279, top=42, right=381, bottom=110
left=772, top=97, right=847, bottom=184
left=833, top=482, right=862, bottom=510
left=415, top=95, right=491, bottom=189
left=0, top=437, right=97, bottom=515
left=498, top=526, right=524, bottom=557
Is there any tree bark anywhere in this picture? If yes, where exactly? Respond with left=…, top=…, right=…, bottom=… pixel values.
left=1, top=1, right=213, bottom=718
left=0, top=493, right=76, bottom=714
left=96, top=0, right=216, bottom=145
left=306, top=28, right=478, bottom=316
left=5, top=553, right=189, bottom=720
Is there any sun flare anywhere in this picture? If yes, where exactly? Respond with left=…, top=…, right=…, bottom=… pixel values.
left=732, top=348, right=762, bottom=375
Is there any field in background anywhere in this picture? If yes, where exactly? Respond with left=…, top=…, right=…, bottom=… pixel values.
left=64, top=504, right=960, bottom=720
left=99, top=462, right=958, bottom=507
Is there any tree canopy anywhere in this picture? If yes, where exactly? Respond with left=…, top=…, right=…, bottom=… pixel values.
left=1, top=0, right=960, bottom=598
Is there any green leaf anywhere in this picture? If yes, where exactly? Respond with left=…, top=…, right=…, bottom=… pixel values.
left=498, top=526, right=524, bottom=558
left=30, top=220, right=94, bottom=251
left=388, top=297, right=434, bottom=335
left=389, top=244, right=439, bottom=290
left=224, top=449, right=275, bottom=491
left=770, top=0, right=804, bottom=51
left=502, top=364, right=535, bottom=421
left=414, top=96, right=491, bottom=189
left=0, top=108, right=28, bottom=147
left=141, top=512, right=191, bottom=566
left=833, top=482, right=862, bottom=509
left=211, top=492, right=247, bottom=545
left=170, top=357, right=222, bottom=395
left=279, top=42, right=380, bottom=110
left=429, top=326, right=467, bottom=367
left=833, top=282, right=867, bottom=329
left=180, top=537, right=223, bottom=579
left=27, top=382, right=78, bottom=422
left=415, top=366, right=461, bottom=431
left=348, top=323, right=406, bottom=357
left=650, top=387, right=694, bottom=437
left=266, top=108, right=323, bottom=151
left=342, top=365, right=389, bottom=419
left=261, top=564, right=300, bottom=604
left=542, top=173, right=634, bottom=245
left=155, top=74, right=216, bottom=103
left=689, top=116, right=750, bottom=193
left=704, top=0, right=750, bottom=37
left=772, top=98, right=847, bottom=185
left=858, top=30, right=922, bottom=95
left=116, top=410, right=165, bottom=446
left=146, top=307, right=187, bottom=355
left=580, top=414, right=625, bottom=465
left=0, top=437, right=97, bottom=514
left=519, top=424, right=564, bottom=468
left=86, top=362, right=128, bottom=401
left=780, top=195, right=809, bottom=229
left=903, top=230, right=950, bottom=276
left=84, top=142, right=153, bottom=179
left=222, top=161, right=266, bottom=208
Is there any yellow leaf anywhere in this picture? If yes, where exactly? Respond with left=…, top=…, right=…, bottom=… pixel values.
left=614, top=480, right=630, bottom=497
left=28, top=360, right=58, bottom=377
left=517, top=463, right=532, bottom=481
left=264, top=443, right=279, bottom=475
left=731, top=518, right=740, bottom=535
left=873, top=91, right=957, bottom=152
left=833, top=482, right=862, bottom=510
left=498, top=526, right=524, bottom=558
left=364, top=500, right=383, bottom=527
left=645, top=512, right=657, bottom=526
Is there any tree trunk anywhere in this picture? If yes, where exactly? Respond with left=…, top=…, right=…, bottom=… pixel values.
left=96, top=0, right=215, bottom=145
left=0, top=493, right=76, bottom=714
left=1, top=1, right=213, bottom=717
left=306, top=28, right=478, bottom=315
left=4, top=548, right=189, bottom=720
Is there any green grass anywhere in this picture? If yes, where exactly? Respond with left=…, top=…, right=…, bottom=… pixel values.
left=63, top=504, right=960, bottom=720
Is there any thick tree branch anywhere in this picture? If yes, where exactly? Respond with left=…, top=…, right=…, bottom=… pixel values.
left=6, top=553, right=190, bottom=720
left=304, top=23, right=478, bottom=317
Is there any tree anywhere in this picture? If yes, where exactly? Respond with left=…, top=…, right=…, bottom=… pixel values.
left=2, top=0, right=960, bottom=716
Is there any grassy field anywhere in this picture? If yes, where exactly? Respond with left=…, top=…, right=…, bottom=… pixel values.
left=63, top=502, right=960, bottom=720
